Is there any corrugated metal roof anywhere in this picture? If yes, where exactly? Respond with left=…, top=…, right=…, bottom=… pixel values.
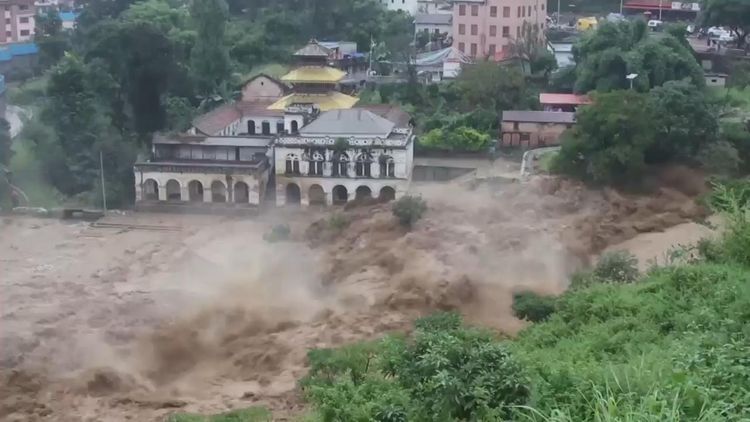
left=502, top=111, right=576, bottom=124
left=415, top=13, right=451, bottom=25
left=356, top=104, right=411, bottom=128
left=539, top=93, right=592, bottom=105
left=300, top=109, right=395, bottom=137
left=59, top=11, right=77, bottom=22
left=192, top=104, right=241, bottom=135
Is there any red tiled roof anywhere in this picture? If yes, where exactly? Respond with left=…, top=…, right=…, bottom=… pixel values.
left=539, top=93, right=592, bottom=106
left=236, top=101, right=285, bottom=118
left=192, top=104, right=241, bottom=136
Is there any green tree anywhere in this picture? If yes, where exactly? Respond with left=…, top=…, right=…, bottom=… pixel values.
left=35, top=10, right=69, bottom=68
left=455, top=62, right=529, bottom=115
left=700, top=0, right=750, bottom=47
left=190, top=0, right=231, bottom=96
left=552, top=90, right=657, bottom=184
left=574, top=20, right=704, bottom=92
left=647, top=79, right=718, bottom=161
left=420, top=126, right=491, bottom=152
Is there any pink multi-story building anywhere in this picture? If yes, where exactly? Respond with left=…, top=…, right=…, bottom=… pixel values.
left=0, top=0, right=35, bottom=44
left=452, top=0, right=546, bottom=59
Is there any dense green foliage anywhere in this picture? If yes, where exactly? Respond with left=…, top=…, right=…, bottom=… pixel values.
left=391, top=195, right=427, bottom=228
left=167, top=406, right=272, bottom=421
left=552, top=81, right=720, bottom=185
left=302, top=312, right=530, bottom=421
left=420, top=127, right=490, bottom=152
left=573, top=20, right=704, bottom=93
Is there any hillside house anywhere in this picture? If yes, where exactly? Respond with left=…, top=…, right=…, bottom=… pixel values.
left=500, top=110, right=575, bottom=148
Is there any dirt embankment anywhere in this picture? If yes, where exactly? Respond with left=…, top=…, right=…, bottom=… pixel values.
left=0, top=169, right=710, bottom=421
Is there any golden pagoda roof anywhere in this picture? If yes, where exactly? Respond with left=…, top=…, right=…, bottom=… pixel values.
left=281, top=66, right=347, bottom=83
left=267, top=91, right=359, bottom=111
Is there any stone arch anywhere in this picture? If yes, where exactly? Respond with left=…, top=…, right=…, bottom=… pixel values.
left=234, top=181, right=249, bottom=203
left=211, top=180, right=227, bottom=203
left=247, top=120, right=256, bottom=135
left=309, top=184, right=325, bottom=206
left=143, top=179, right=158, bottom=200
left=379, top=186, right=396, bottom=202
left=355, top=152, right=373, bottom=177
left=332, top=185, right=348, bottom=204
left=286, top=183, right=301, bottom=205
left=285, top=153, right=300, bottom=174
left=355, top=185, right=372, bottom=200
left=188, top=180, right=204, bottom=202
left=166, top=179, right=181, bottom=201
left=379, top=155, right=395, bottom=178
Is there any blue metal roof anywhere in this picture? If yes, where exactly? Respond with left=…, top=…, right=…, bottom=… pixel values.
left=0, top=42, right=39, bottom=61
left=59, top=11, right=77, bottom=22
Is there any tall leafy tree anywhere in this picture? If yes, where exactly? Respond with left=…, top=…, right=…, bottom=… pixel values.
left=190, top=0, right=231, bottom=96
left=700, top=0, right=750, bottom=47
left=574, top=20, right=703, bottom=92
left=35, top=10, right=69, bottom=68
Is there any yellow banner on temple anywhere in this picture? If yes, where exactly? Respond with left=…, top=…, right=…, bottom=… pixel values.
left=280, top=66, right=347, bottom=83
left=267, top=92, right=359, bottom=111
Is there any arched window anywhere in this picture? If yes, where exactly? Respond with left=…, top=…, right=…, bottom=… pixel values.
left=334, top=153, right=349, bottom=177
left=285, top=153, right=300, bottom=175
left=276, top=121, right=285, bottom=134
left=355, top=152, right=373, bottom=177
left=261, top=121, right=271, bottom=135
left=143, top=179, right=158, bottom=200
left=291, top=120, right=299, bottom=133
left=247, top=120, right=256, bottom=135
left=379, top=155, right=395, bottom=178
left=308, top=151, right=325, bottom=176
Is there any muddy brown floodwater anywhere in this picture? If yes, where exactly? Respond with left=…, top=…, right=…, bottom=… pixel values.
left=0, top=169, right=711, bottom=421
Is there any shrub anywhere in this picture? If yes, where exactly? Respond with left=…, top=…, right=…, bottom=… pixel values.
left=262, top=224, right=290, bottom=242
left=593, top=251, right=639, bottom=283
left=512, top=292, right=557, bottom=322
left=391, top=195, right=426, bottom=228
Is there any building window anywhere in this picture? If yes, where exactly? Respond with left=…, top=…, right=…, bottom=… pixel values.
left=285, top=154, right=300, bottom=175
left=528, top=5, right=531, bottom=15
left=458, top=24, right=465, bottom=35
left=355, top=152, right=373, bottom=177
left=503, top=6, right=510, bottom=17
left=517, top=26, right=520, bottom=37
left=459, top=4, right=465, bottom=15
left=20, top=17, right=29, bottom=23
left=261, top=121, right=270, bottom=135
left=458, top=42, right=465, bottom=52
left=291, top=120, right=299, bottom=133
left=19, top=5, right=28, bottom=10
left=4, top=18, right=8, bottom=24
left=309, top=151, right=324, bottom=176
left=333, top=153, right=349, bottom=177
left=470, top=43, right=477, bottom=56
left=502, top=26, right=510, bottom=37
left=513, top=122, right=519, bottom=131
left=488, top=44, right=496, bottom=56
left=517, top=6, right=520, bottom=17
left=5, top=32, right=10, bottom=38
left=276, top=121, right=285, bottom=134
left=490, top=6, right=497, bottom=17
left=379, top=155, right=395, bottom=178
left=471, top=5, right=478, bottom=16
left=470, top=24, right=477, bottom=36
left=542, top=4, right=545, bottom=10
left=20, top=30, right=29, bottom=36
left=489, top=25, right=497, bottom=37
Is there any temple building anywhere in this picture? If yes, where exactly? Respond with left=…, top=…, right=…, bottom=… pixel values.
left=274, top=104, right=414, bottom=206
left=133, top=40, right=413, bottom=212
left=268, top=40, right=359, bottom=114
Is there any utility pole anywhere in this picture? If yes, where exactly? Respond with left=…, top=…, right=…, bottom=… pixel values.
left=659, top=0, right=663, bottom=20
left=99, top=150, right=107, bottom=212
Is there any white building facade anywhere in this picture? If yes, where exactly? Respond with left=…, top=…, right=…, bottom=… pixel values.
left=274, top=107, right=414, bottom=207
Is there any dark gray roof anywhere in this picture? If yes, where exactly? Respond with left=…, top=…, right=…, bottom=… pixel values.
left=415, top=13, right=452, bottom=25
left=502, top=111, right=576, bottom=124
left=300, top=109, right=395, bottom=137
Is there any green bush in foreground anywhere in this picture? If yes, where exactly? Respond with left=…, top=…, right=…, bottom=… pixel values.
left=302, top=312, right=530, bottom=421
left=167, top=406, right=271, bottom=422
left=512, top=292, right=557, bottom=322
